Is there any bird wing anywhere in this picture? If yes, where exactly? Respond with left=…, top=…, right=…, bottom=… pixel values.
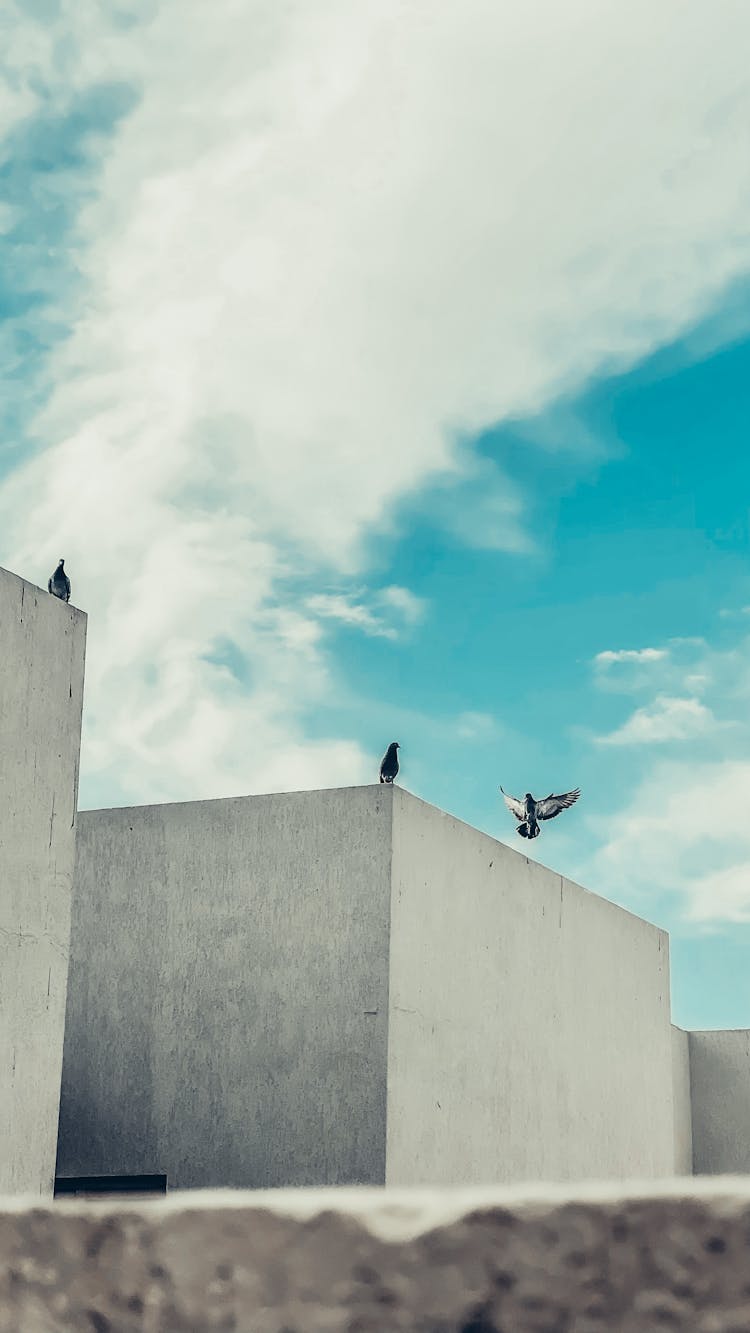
left=64, top=575, right=71, bottom=598
left=535, top=789, right=581, bottom=821
left=500, top=787, right=526, bottom=821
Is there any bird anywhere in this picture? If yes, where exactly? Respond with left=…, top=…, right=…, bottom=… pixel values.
left=379, top=742, right=400, bottom=784
left=500, top=786, right=580, bottom=839
left=48, top=558, right=71, bottom=603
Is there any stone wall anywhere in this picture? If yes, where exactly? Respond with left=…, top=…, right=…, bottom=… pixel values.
left=60, top=785, right=686, bottom=1190
left=671, top=1024, right=693, bottom=1174
left=0, top=565, right=86, bottom=1196
left=689, top=1029, right=750, bottom=1174
left=58, top=787, right=393, bottom=1188
left=387, top=789, right=678, bottom=1183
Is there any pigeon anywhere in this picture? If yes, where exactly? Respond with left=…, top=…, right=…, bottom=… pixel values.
left=379, top=742, right=400, bottom=784
left=48, top=558, right=71, bottom=603
left=500, top=786, right=580, bottom=839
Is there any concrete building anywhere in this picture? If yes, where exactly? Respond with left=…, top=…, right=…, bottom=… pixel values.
left=688, top=1029, right=750, bottom=1174
left=0, top=549, right=747, bottom=1196
left=59, top=784, right=692, bottom=1190
left=0, top=565, right=86, bottom=1195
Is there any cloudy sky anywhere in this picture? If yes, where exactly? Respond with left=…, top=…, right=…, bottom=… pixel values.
left=3, top=0, right=750, bottom=1027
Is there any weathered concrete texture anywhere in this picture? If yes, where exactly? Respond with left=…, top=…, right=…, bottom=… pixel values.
left=0, top=566, right=86, bottom=1196
left=62, top=785, right=689, bottom=1190
left=3, top=1180, right=750, bottom=1331
left=59, top=787, right=393, bottom=1188
left=388, top=789, right=677, bottom=1184
left=689, top=1030, right=750, bottom=1174
left=671, top=1025, right=693, bottom=1174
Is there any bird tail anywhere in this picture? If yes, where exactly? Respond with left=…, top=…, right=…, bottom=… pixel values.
left=517, top=822, right=540, bottom=839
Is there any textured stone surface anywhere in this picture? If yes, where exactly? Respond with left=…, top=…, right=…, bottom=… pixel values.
left=3, top=1180, right=750, bottom=1331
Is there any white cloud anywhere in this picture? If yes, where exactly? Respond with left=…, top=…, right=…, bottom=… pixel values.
left=591, top=639, right=720, bottom=702
left=424, top=457, right=536, bottom=554
left=590, top=760, right=750, bottom=924
left=378, top=585, right=427, bottom=624
left=307, top=593, right=395, bottom=639
left=597, top=695, right=715, bottom=746
left=579, top=630, right=750, bottom=924
left=3, top=0, right=750, bottom=802
left=688, top=862, right=750, bottom=924
left=594, top=648, right=668, bottom=668
left=454, top=711, right=498, bottom=741
left=305, top=583, right=426, bottom=638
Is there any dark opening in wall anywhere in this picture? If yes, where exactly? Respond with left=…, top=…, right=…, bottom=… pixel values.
left=54, top=1174, right=167, bottom=1199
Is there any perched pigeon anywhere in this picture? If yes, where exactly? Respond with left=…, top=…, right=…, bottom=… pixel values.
left=48, top=558, right=71, bottom=603
left=379, top=741, right=400, bottom=784
left=500, top=786, right=580, bottom=839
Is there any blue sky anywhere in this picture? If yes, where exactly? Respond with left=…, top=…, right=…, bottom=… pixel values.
left=294, top=315, right=750, bottom=1028
left=2, top=1, right=750, bottom=1030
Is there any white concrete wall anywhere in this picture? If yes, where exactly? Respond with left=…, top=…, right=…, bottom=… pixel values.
left=689, top=1029, right=750, bottom=1174
left=62, top=783, right=692, bottom=1191
left=671, top=1025, right=693, bottom=1174
left=0, top=565, right=86, bottom=1195
left=58, top=787, right=393, bottom=1189
left=387, top=789, right=677, bottom=1185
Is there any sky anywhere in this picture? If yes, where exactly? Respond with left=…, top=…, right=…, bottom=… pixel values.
left=2, top=0, right=750, bottom=1029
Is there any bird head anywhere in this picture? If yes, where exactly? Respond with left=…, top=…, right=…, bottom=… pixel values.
left=58, top=557, right=65, bottom=566
left=524, top=793, right=534, bottom=803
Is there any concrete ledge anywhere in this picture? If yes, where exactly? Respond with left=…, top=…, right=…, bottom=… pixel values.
left=2, top=1180, right=750, bottom=1331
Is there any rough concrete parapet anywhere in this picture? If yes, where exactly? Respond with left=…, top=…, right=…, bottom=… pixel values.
left=2, top=1178, right=750, bottom=1331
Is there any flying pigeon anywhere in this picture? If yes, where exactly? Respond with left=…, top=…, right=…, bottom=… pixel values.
left=500, top=786, right=580, bottom=839
left=48, top=558, right=71, bottom=603
left=379, top=742, right=400, bottom=784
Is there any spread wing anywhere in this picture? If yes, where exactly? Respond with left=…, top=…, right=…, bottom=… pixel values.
left=535, top=789, right=580, bottom=821
left=500, top=787, right=526, bottom=822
